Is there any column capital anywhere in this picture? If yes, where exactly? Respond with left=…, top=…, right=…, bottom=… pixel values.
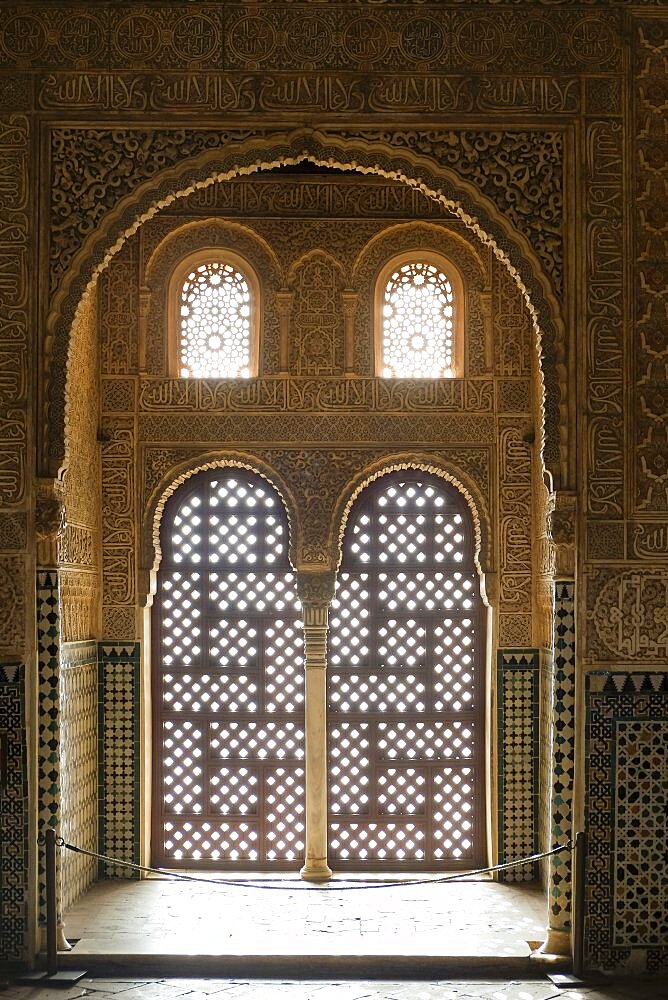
left=297, top=569, right=336, bottom=610
left=35, top=477, right=66, bottom=566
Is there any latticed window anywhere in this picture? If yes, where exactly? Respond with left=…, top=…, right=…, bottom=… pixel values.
left=377, top=255, right=462, bottom=378
left=176, top=257, right=258, bottom=378
left=153, top=469, right=304, bottom=868
left=328, top=470, right=485, bottom=869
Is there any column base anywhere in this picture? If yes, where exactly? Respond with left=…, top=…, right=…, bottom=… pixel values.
left=536, top=927, right=571, bottom=958
left=300, top=859, right=333, bottom=882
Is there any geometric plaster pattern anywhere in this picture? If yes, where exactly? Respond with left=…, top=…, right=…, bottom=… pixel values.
left=98, top=642, right=141, bottom=878
left=496, top=650, right=540, bottom=882
left=0, top=662, right=28, bottom=964
left=585, top=672, right=668, bottom=974
left=548, top=581, right=576, bottom=931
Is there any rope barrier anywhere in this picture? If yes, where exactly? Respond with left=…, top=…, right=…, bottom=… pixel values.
left=53, top=837, right=572, bottom=891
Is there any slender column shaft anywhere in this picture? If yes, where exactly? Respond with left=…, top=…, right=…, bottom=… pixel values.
left=297, top=572, right=336, bottom=881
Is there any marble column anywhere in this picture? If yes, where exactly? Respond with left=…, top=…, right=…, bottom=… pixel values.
left=297, top=571, right=336, bottom=881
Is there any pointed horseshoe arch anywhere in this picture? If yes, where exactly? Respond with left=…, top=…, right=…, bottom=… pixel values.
left=46, top=128, right=569, bottom=487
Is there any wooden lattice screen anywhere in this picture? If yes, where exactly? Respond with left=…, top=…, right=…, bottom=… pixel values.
left=328, top=471, right=486, bottom=869
left=153, top=469, right=304, bottom=868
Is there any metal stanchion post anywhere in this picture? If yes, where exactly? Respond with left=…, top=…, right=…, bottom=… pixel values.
left=16, top=832, right=87, bottom=988
left=45, top=827, right=58, bottom=977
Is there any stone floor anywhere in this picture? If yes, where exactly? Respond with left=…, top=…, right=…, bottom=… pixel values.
left=61, top=875, right=548, bottom=961
left=1, top=975, right=667, bottom=1000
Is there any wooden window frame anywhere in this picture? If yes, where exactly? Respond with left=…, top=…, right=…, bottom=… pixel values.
left=374, top=251, right=465, bottom=379
left=167, top=248, right=262, bottom=379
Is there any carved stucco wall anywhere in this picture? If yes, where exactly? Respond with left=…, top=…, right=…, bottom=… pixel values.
left=58, top=287, right=102, bottom=643
left=0, top=1, right=665, bottom=973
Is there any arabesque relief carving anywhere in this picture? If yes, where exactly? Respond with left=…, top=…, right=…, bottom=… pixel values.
left=42, top=128, right=567, bottom=485
left=634, top=20, right=667, bottom=515
left=0, top=554, right=25, bottom=652
left=587, top=568, right=668, bottom=663
left=288, top=251, right=346, bottom=377
left=49, top=128, right=564, bottom=298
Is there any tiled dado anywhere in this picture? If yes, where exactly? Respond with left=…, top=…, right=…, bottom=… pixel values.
left=98, top=642, right=141, bottom=878
left=496, top=650, right=540, bottom=882
left=60, top=641, right=98, bottom=912
left=36, top=570, right=61, bottom=921
left=0, top=662, right=28, bottom=965
left=585, top=672, right=668, bottom=974
left=548, top=581, right=576, bottom=930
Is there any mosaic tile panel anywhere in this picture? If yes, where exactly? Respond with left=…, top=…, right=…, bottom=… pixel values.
left=99, top=642, right=141, bottom=878
left=548, top=581, right=576, bottom=931
left=585, top=672, right=668, bottom=973
left=36, top=570, right=62, bottom=922
left=60, top=640, right=98, bottom=912
left=496, top=649, right=540, bottom=882
left=538, top=647, right=553, bottom=885
left=0, top=662, right=28, bottom=965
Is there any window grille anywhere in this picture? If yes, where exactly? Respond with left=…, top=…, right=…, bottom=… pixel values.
left=328, top=471, right=485, bottom=869
left=379, top=260, right=457, bottom=378
left=153, top=469, right=304, bottom=868
left=178, top=261, right=254, bottom=378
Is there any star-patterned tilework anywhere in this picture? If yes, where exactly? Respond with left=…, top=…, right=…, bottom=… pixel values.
left=98, top=642, right=141, bottom=878
left=585, top=671, right=668, bottom=974
left=497, top=649, right=540, bottom=882
left=0, top=661, right=28, bottom=965
left=548, top=581, right=576, bottom=930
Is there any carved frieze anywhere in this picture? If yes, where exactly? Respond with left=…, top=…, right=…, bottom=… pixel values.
left=137, top=377, right=495, bottom=414
left=36, top=71, right=584, bottom=118
left=101, top=417, right=135, bottom=615
left=585, top=118, right=625, bottom=519
left=0, top=114, right=29, bottom=508
left=0, top=7, right=623, bottom=76
left=0, top=554, right=25, bottom=652
left=138, top=413, right=496, bottom=450
left=498, top=421, right=533, bottom=612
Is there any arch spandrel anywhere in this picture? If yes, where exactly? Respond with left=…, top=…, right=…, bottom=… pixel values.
left=47, top=128, right=569, bottom=486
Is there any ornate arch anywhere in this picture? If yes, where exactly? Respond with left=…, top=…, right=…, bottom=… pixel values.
left=142, top=450, right=301, bottom=604
left=142, top=218, right=282, bottom=375
left=47, top=127, right=568, bottom=484
left=330, top=452, right=493, bottom=582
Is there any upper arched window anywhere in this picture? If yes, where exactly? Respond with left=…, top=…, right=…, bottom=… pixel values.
left=375, top=253, right=464, bottom=378
left=169, top=251, right=260, bottom=378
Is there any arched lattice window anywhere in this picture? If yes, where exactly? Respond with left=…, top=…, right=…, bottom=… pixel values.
left=375, top=253, right=464, bottom=378
left=328, top=470, right=485, bottom=870
left=170, top=252, right=260, bottom=378
left=153, top=468, right=304, bottom=868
